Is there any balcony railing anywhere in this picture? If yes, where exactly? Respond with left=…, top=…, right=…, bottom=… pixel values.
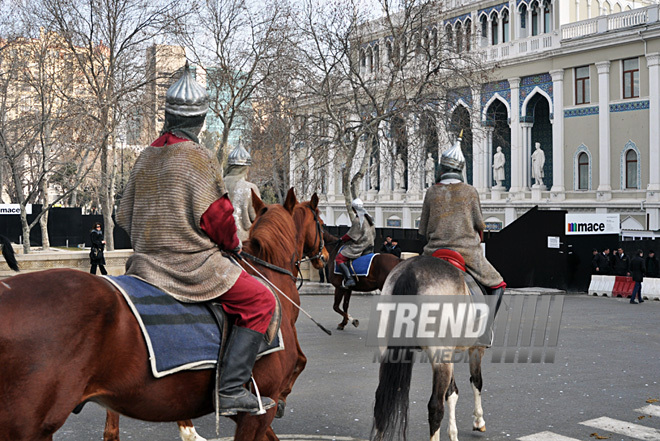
left=562, top=5, right=658, bottom=40
left=484, top=32, right=560, bottom=62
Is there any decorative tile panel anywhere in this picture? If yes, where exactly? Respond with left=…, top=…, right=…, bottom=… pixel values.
left=447, top=87, right=473, bottom=111
left=520, top=73, right=553, bottom=115
left=444, top=13, right=472, bottom=26
left=481, top=80, right=511, bottom=112
left=610, top=100, right=649, bottom=113
left=564, top=106, right=599, bottom=118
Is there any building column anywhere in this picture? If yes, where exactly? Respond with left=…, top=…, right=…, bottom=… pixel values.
left=550, top=69, right=566, bottom=199
left=326, top=152, right=336, bottom=202
left=521, top=122, right=533, bottom=192
left=485, top=126, right=494, bottom=189
left=508, top=77, right=522, bottom=194
left=378, top=120, right=394, bottom=201
left=596, top=61, right=612, bottom=200
left=487, top=16, right=493, bottom=45
left=471, top=87, right=485, bottom=193
left=646, top=53, right=660, bottom=200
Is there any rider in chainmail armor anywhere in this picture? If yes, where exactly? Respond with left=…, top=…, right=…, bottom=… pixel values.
left=223, top=142, right=261, bottom=242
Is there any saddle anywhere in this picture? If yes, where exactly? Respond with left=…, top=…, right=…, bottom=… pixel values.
left=431, top=248, right=486, bottom=297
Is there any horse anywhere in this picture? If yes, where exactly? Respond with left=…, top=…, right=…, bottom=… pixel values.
left=101, top=189, right=329, bottom=441
left=370, top=256, right=488, bottom=441
left=0, top=188, right=327, bottom=441
left=324, top=231, right=401, bottom=330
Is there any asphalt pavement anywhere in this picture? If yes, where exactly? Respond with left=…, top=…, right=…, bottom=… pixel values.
left=55, top=293, right=660, bottom=441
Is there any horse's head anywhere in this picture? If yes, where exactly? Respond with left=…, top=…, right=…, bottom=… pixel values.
left=290, top=189, right=329, bottom=270
left=246, top=189, right=297, bottom=269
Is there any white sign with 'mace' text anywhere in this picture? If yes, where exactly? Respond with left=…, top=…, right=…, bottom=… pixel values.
left=565, top=213, right=620, bottom=235
left=0, top=204, right=32, bottom=215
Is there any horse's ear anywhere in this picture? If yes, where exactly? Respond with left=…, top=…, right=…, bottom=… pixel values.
left=251, top=189, right=266, bottom=215
left=310, top=193, right=319, bottom=210
left=283, top=188, right=297, bottom=214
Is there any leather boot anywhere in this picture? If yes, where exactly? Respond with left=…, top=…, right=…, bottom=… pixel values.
left=337, top=262, right=356, bottom=288
left=217, top=327, right=276, bottom=416
left=475, top=286, right=505, bottom=347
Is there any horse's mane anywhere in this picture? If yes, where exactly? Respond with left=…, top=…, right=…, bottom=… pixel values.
left=244, top=204, right=297, bottom=269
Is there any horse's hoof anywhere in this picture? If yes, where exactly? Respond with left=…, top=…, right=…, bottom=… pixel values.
left=275, top=400, right=285, bottom=418
left=473, top=425, right=486, bottom=432
left=337, top=324, right=345, bottom=330
left=352, top=319, right=360, bottom=328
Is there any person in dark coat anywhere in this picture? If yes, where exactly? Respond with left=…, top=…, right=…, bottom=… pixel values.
left=591, top=249, right=599, bottom=274
left=389, top=240, right=402, bottom=258
left=593, top=248, right=611, bottom=275
left=645, top=250, right=659, bottom=278
left=380, top=236, right=393, bottom=254
left=629, top=249, right=646, bottom=304
left=613, top=247, right=630, bottom=276
left=89, top=222, right=107, bottom=275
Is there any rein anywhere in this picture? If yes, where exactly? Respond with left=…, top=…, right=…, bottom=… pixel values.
left=295, top=205, right=326, bottom=266
left=239, top=251, right=298, bottom=282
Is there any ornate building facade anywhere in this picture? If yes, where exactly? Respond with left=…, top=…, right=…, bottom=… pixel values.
left=293, top=0, right=660, bottom=237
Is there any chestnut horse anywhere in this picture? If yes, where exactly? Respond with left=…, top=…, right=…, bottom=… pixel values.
left=324, top=231, right=401, bottom=330
left=102, top=190, right=328, bottom=441
left=0, top=189, right=327, bottom=441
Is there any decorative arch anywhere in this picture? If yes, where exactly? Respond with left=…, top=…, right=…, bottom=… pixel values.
left=448, top=98, right=471, bottom=116
left=573, top=144, right=592, bottom=190
left=386, top=215, right=402, bottom=228
left=481, top=93, right=511, bottom=122
left=521, top=86, right=553, bottom=118
left=620, top=140, right=641, bottom=190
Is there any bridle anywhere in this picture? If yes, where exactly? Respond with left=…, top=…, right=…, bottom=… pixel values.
left=295, top=205, right=326, bottom=267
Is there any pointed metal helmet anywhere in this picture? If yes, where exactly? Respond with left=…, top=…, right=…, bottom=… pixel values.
left=227, top=142, right=252, bottom=166
left=440, top=130, right=465, bottom=171
left=165, top=62, right=209, bottom=117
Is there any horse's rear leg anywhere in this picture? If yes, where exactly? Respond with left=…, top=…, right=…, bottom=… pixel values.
left=332, top=288, right=350, bottom=330
left=233, top=410, right=276, bottom=441
left=178, top=420, right=207, bottom=441
left=103, top=411, right=120, bottom=441
left=469, top=347, right=486, bottom=432
left=342, top=291, right=359, bottom=328
left=428, top=361, right=457, bottom=441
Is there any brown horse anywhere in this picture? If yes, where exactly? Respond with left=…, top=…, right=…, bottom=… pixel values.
left=0, top=189, right=326, bottom=441
left=102, top=189, right=329, bottom=441
left=324, top=231, right=401, bottom=330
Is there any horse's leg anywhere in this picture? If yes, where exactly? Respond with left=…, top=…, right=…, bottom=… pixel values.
left=264, top=426, right=279, bottom=441
left=428, top=359, right=455, bottom=441
left=469, top=347, right=486, bottom=432
left=275, top=336, right=307, bottom=418
left=103, top=411, right=120, bottom=441
left=233, top=410, right=277, bottom=441
left=333, top=287, right=350, bottom=330
left=342, top=290, right=359, bottom=328
left=178, top=420, right=207, bottom=441
left=445, top=374, right=459, bottom=441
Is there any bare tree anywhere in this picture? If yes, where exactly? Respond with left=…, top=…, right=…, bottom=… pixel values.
left=42, top=0, right=186, bottom=250
left=293, top=0, right=490, bottom=215
left=178, top=0, right=296, bottom=165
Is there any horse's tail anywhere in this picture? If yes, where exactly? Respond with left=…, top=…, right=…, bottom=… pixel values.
left=0, top=235, right=19, bottom=272
left=371, top=268, right=418, bottom=441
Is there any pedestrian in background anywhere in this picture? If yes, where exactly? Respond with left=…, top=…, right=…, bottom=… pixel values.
left=591, top=249, right=599, bottom=274
left=89, top=222, right=107, bottom=275
left=380, top=236, right=393, bottom=253
left=594, top=248, right=611, bottom=275
left=613, top=247, right=630, bottom=276
left=629, top=249, right=645, bottom=304
left=389, top=239, right=402, bottom=258
left=646, top=250, right=659, bottom=278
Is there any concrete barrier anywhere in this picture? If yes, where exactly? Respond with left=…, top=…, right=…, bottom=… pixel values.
left=588, top=275, right=616, bottom=296
left=612, top=276, right=635, bottom=298
left=641, top=277, right=660, bottom=301
left=0, top=249, right=132, bottom=279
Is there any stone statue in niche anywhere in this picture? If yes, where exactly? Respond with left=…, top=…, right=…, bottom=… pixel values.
left=531, top=142, right=545, bottom=187
left=492, top=146, right=505, bottom=188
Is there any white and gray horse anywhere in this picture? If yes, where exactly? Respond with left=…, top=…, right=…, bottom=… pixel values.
left=371, top=255, right=489, bottom=441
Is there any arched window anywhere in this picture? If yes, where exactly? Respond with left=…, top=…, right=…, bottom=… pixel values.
left=626, top=149, right=638, bottom=189
left=502, top=10, right=510, bottom=43
left=360, top=49, right=366, bottom=68
left=543, top=1, right=552, bottom=32
left=373, top=44, right=380, bottom=70
left=465, top=19, right=472, bottom=51
left=578, top=152, right=589, bottom=190
left=519, top=4, right=528, bottom=37
left=491, top=14, right=499, bottom=45
left=386, top=40, right=393, bottom=63
left=445, top=25, right=453, bottom=50
left=456, top=22, right=463, bottom=52
left=531, top=1, right=539, bottom=36
left=480, top=15, right=488, bottom=46
left=431, top=28, right=438, bottom=54
left=366, top=48, right=373, bottom=72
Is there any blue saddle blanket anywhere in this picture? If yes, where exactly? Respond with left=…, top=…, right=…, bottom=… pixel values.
left=104, top=275, right=282, bottom=378
left=334, top=249, right=378, bottom=276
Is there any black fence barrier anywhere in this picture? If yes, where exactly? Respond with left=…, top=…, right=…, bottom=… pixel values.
left=0, top=205, right=131, bottom=249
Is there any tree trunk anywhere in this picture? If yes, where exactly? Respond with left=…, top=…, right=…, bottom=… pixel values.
left=20, top=208, right=30, bottom=254
left=39, top=179, right=50, bottom=250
